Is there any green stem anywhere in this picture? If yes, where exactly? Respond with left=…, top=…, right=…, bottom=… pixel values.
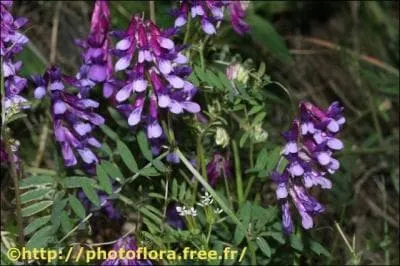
left=149, top=1, right=156, bottom=23
left=244, top=141, right=255, bottom=200
left=192, top=136, right=207, bottom=203
left=223, top=171, right=233, bottom=210
left=205, top=222, right=213, bottom=248
left=232, top=140, right=244, bottom=206
left=176, top=149, right=257, bottom=264
left=183, top=15, right=191, bottom=45
left=1, top=57, right=25, bottom=249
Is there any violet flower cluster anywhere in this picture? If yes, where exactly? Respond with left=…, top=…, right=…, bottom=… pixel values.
left=33, top=67, right=104, bottom=167
left=172, top=0, right=250, bottom=35
left=74, top=0, right=113, bottom=98
left=272, top=101, right=345, bottom=234
left=111, top=15, right=200, bottom=142
left=102, top=236, right=152, bottom=266
left=1, top=0, right=29, bottom=118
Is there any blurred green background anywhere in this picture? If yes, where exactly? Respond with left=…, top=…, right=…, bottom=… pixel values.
left=9, top=1, right=399, bottom=264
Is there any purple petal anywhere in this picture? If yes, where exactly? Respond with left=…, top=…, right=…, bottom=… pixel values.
left=317, top=177, right=332, bottom=189
left=201, top=19, right=216, bottom=35
left=147, top=120, right=163, bottom=139
left=116, top=39, right=131, bottom=50
left=50, top=81, right=64, bottom=91
left=88, top=65, right=106, bottom=82
left=174, top=16, right=187, bottom=27
left=167, top=75, right=184, bottom=88
left=169, top=100, right=183, bottom=114
left=62, top=143, right=77, bottom=167
left=327, top=138, right=344, bottom=150
left=284, top=142, right=298, bottom=155
left=115, top=56, right=131, bottom=71
left=54, top=123, right=65, bottom=142
left=78, top=148, right=98, bottom=164
left=34, top=86, right=46, bottom=99
left=158, top=94, right=170, bottom=108
left=132, top=79, right=147, bottom=92
left=327, top=119, right=339, bottom=133
left=73, top=122, right=92, bottom=136
left=313, top=131, right=324, bottom=144
left=80, top=99, right=99, bottom=108
left=191, top=5, right=205, bottom=17
left=87, top=137, right=102, bottom=148
left=182, top=101, right=200, bottom=113
left=159, top=37, right=174, bottom=49
left=53, top=101, right=67, bottom=114
left=128, top=108, right=142, bottom=126
left=174, top=53, right=188, bottom=64
left=115, top=83, right=133, bottom=102
left=317, top=152, right=331, bottom=166
left=300, top=211, right=313, bottom=229
left=289, top=162, right=304, bottom=176
left=158, top=59, right=172, bottom=74
left=103, top=82, right=114, bottom=98
left=211, top=7, right=224, bottom=19
left=276, top=183, right=288, bottom=199
left=90, top=114, right=105, bottom=125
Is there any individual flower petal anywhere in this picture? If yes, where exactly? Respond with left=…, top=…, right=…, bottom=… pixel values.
left=132, top=79, right=147, bottom=92
left=115, top=83, right=133, bottom=102
left=78, top=148, right=98, bottom=164
left=159, top=37, right=174, bottom=49
left=167, top=75, right=184, bottom=88
left=34, top=86, right=46, bottom=99
left=53, top=101, right=67, bottom=114
left=115, top=56, right=131, bottom=71
left=116, top=39, right=131, bottom=50
left=201, top=19, right=216, bottom=35
left=147, top=120, right=163, bottom=139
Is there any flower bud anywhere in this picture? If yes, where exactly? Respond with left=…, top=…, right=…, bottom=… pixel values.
left=215, top=127, right=230, bottom=148
left=226, top=63, right=249, bottom=84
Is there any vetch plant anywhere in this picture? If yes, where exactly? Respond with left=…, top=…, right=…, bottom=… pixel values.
left=0, top=0, right=367, bottom=265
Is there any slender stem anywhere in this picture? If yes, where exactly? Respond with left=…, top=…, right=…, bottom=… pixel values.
left=149, top=1, right=156, bottom=23
left=244, top=141, right=255, bottom=200
left=50, top=1, right=62, bottom=64
left=5, top=138, right=25, bottom=248
left=223, top=171, right=233, bottom=210
left=205, top=222, right=213, bottom=248
left=192, top=136, right=207, bottom=203
left=176, top=149, right=256, bottom=265
left=232, top=140, right=244, bottom=206
left=34, top=123, right=49, bottom=167
left=59, top=213, right=93, bottom=244
left=199, top=41, right=205, bottom=70
left=183, top=15, right=191, bottom=45
left=1, top=58, right=25, bottom=248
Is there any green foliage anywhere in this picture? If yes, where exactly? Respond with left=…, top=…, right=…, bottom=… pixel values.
left=1, top=1, right=398, bottom=265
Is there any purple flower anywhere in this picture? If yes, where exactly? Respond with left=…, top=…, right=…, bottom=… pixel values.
left=272, top=101, right=345, bottom=233
left=166, top=202, right=186, bottom=229
left=112, top=15, right=200, bottom=140
left=77, top=189, right=121, bottom=220
left=172, top=0, right=249, bottom=35
left=74, top=0, right=113, bottom=97
left=227, top=1, right=250, bottom=35
left=102, top=236, right=152, bottom=266
left=206, top=152, right=232, bottom=187
left=33, top=67, right=104, bottom=167
left=1, top=0, right=30, bottom=117
left=0, top=139, right=20, bottom=169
